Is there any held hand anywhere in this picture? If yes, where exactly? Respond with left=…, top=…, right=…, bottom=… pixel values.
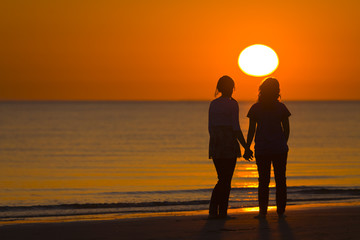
left=243, top=148, right=254, bottom=161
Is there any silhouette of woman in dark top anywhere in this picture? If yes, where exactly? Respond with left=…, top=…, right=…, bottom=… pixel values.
left=208, top=75, right=253, bottom=219
left=246, top=77, right=291, bottom=218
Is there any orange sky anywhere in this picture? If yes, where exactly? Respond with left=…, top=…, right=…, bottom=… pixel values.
left=0, top=0, right=359, bottom=101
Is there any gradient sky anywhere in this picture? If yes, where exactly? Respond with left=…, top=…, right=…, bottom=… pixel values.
left=1, top=0, right=359, bottom=101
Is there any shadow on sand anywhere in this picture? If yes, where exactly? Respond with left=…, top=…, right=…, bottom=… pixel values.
left=198, top=218, right=227, bottom=240
left=256, top=217, right=294, bottom=240
left=278, top=217, right=294, bottom=240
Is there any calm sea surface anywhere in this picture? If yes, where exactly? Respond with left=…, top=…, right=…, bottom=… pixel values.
left=0, top=101, right=359, bottom=220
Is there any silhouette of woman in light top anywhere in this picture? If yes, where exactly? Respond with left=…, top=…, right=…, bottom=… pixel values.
left=246, top=77, right=291, bottom=218
left=208, top=75, right=253, bottom=219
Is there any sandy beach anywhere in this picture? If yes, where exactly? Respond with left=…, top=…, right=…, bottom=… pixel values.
left=1, top=204, right=359, bottom=240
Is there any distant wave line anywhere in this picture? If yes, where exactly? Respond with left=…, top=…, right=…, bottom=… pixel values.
left=103, top=186, right=360, bottom=195
left=2, top=187, right=360, bottom=211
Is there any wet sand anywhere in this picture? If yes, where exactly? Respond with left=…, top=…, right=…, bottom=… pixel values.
left=1, top=204, right=360, bottom=240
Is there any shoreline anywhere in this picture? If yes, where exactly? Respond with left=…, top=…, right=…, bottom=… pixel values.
left=1, top=191, right=359, bottom=226
left=1, top=203, right=360, bottom=240
left=1, top=200, right=360, bottom=226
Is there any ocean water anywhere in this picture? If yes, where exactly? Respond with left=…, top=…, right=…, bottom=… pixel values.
left=0, top=101, right=359, bottom=221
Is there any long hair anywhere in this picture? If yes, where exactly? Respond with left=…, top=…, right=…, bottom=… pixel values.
left=215, top=75, right=235, bottom=97
left=258, top=77, right=280, bottom=106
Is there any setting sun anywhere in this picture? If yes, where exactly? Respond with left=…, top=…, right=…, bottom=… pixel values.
left=238, top=44, right=279, bottom=77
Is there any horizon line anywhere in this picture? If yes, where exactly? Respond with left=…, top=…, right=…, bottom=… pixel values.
left=1, top=99, right=359, bottom=102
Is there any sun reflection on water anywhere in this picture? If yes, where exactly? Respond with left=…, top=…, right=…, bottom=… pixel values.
left=242, top=206, right=277, bottom=212
left=234, top=164, right=276, bottom=188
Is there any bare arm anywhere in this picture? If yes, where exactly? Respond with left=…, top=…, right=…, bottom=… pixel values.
left=281, top=117, right=290, bottom=143
left=232, top=102, right=250, bottom=151
left=235, top=130, right=247, bottom=149
left=235, top=130, right=253, bottom=161
left=246, top=119, right=257, bottom=148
